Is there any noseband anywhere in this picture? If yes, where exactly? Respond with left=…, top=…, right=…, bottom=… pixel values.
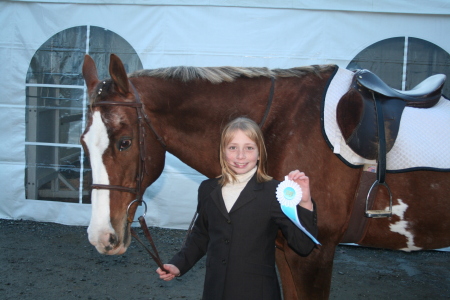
left=90, top=80, right=167, bottom=272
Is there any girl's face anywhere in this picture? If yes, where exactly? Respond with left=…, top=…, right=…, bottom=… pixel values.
left=224, top=129, right=259, bottom=175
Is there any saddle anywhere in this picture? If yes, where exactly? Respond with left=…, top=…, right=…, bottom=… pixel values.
left=337, top=69, right=446, bottom=160
left=337, top=69, right=446, bottom=222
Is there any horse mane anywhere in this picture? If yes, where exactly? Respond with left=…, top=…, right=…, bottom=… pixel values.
left=129, top=65, right=334, bottom=84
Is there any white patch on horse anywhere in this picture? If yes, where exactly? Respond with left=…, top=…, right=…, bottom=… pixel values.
left=83, top=111, right=115, bottom=249
left=388, top=199, right=422, bottom=252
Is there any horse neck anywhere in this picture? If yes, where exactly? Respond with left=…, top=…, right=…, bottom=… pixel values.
left=136, top=66, right=336, bottom=179
left=138, top=76, right=273, bottom=178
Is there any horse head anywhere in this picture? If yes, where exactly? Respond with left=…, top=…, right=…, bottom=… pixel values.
left=81, top=54, right=166, bottom=255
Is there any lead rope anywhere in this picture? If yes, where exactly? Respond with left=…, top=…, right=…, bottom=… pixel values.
left=182, top=212, right=198, bottom=248
left=131, top=216, right=168, bottom=273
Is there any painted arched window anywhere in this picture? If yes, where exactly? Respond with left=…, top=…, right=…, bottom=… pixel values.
left=25, top=26, right=142, bottom=203
left=347, top=37, right=450, bottom=97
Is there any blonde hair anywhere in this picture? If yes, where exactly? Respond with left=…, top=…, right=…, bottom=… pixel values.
left=219, top=117, right=272, bottom=186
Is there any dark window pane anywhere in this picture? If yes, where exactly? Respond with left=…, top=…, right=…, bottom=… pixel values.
left=88, top=26, right=143, bottom=79
left=26, top=87, right=84, bottom=144
left=347, top=37, right=450, bottom=96
left=347, top=37, right=405, bottom=90
left=25, top=145, right=88, bottom=203
left=407, top=37, right=450, bottom=96
left=26, top=26, right=87, bottom=86
left=25, top=26, right=142, bottom=203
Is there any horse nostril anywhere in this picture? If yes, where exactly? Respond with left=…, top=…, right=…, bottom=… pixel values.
left=104, top=234, right=119, bottom=252
left=109, top=233, right=118, bottom=246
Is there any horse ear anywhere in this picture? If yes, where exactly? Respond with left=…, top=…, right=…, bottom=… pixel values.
left=109, top=54, right=130, bottom=96
left=82, top=54, right=100, bottom=94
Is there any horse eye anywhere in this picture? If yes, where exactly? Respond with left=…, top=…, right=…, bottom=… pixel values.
left=118, top=139, right=132, bottom=151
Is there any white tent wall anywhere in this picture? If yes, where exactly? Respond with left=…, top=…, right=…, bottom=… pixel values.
left=1, top=1, right=449, bottom=230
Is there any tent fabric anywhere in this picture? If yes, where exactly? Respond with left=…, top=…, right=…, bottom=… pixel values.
left=10, top=0, right=450, bottom=15
left=0, top=1, right=449, bottom=232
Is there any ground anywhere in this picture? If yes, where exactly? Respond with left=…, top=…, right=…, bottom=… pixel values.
left=1, top=219, right=449, bottom=300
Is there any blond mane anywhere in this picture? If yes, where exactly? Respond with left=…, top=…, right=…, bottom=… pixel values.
left=129, top=65, right=333, bottom=84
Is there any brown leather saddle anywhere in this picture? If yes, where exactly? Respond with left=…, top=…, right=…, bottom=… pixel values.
left=337, top=69, right=446, bottom=161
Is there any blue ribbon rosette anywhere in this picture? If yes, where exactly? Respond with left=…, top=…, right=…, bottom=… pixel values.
left=276, top=176, right=320, bottom=245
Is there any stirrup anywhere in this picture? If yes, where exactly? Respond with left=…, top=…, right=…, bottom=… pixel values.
left=365, top=180, right=392, bottom=218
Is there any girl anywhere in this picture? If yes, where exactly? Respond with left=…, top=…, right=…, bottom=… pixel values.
left=156, top=117, right=318, bottom=300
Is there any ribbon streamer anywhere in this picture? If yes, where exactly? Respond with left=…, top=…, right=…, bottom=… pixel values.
left=276, top=176, right=321, bottom=245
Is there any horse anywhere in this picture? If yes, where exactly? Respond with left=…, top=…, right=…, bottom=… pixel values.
left=80, top=53, right=450, bottom=299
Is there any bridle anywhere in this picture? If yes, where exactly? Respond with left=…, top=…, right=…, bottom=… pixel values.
left=90, top=79, right=167, bottom=271
left=87, top=76, right=276, bottom=272
left=91, top=80, right=166, bottom=204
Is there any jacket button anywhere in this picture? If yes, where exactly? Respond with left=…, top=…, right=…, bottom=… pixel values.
left=227, top=219, right=231, bottom=224
left=222, top=259, right=226, bottom=265
left=224, top=239, right=229, bottom=244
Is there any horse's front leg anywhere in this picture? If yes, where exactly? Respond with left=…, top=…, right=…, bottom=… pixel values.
left=281, top=238, right=337, bottom=300
left=276, top=234, right=299, bottom=299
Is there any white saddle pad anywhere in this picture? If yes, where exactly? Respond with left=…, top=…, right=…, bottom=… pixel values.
left=322, top=67, right=450, bottom=171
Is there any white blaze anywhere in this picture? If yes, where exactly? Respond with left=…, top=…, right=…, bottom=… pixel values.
left=388, top=199, right=421, bottom=252
left=83, top=111, right=115, bottom=246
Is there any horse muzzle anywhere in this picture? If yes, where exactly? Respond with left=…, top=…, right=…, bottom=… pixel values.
left=87, top=224, right=130, bottom=255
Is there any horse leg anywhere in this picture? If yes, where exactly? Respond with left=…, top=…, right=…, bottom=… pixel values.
left=276, top=246, right=298, bottom=299
left=283, top=239, right=337, bottom=299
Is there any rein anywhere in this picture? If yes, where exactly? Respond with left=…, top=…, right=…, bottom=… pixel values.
left=259, top=77, right=276, bottom=128
left=90, top=80, right=167, bottom=272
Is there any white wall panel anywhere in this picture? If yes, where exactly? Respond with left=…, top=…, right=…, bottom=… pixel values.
left=0, top=1, right=449, bottom=231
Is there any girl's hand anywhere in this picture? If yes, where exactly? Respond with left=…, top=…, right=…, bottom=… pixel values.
left=156, top=264, right=180, bottom=281
left=287, top=170, right=313, bottom=211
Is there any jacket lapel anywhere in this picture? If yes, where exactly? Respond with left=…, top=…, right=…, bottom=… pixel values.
left=229, top=174, right=264, bottom=213
left=210, top=183, right=230, bottom=220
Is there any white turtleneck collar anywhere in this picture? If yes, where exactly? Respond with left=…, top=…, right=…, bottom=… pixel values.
left=231, top=166, right=257, bottom=184
left=222, top=167, right=257, bottom=212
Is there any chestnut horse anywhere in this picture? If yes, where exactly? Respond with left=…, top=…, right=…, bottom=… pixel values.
left=80, top=54, right=450, bottom=299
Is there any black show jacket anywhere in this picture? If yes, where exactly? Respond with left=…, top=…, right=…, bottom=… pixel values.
left=169, top=174, right=318, bottom=300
